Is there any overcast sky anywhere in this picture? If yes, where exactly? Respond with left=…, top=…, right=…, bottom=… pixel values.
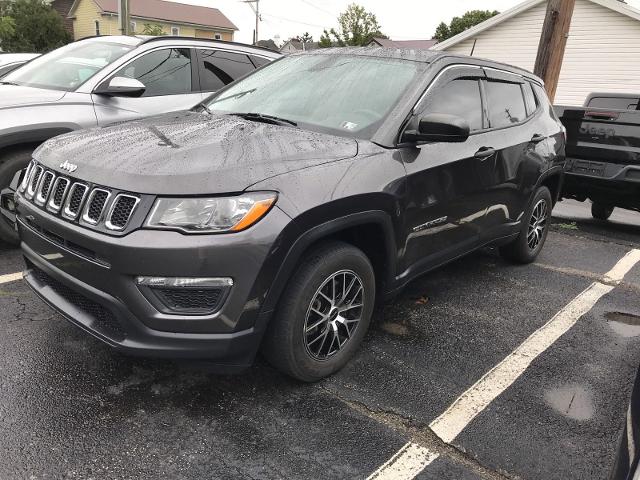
left=168, top=0, right=640, bottom=44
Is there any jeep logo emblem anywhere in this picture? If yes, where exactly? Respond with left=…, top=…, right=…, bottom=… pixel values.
left=59, top=160, right=78, bottom=173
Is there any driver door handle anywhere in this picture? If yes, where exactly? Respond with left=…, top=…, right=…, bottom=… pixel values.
left=474, top=147, right=496, bottom=160
left=530, top=134, right=546, bottom=144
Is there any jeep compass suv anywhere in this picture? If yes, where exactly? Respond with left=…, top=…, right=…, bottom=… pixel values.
left=16, top=49, right=565, bottom=381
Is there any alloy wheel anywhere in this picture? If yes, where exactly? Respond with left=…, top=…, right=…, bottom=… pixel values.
left=527, top=198, right=548, bottom=250
left=303, top=270, right=365, bottom=360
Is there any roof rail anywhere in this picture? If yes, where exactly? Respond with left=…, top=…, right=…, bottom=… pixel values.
left=138, top=36, right=279, bottom=55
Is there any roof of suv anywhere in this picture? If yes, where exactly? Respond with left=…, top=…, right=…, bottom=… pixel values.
left=294, top=47, right=541, bottom=83
left=76, top=35, right=280, bottom=57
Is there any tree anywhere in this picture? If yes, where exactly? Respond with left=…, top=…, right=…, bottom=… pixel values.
left=434, top=10, right=499, bottom=42
left=299, top=32, right=313, bottom=44
left=0, top=0, right=71, bottom=53
left=318, top=3, right=385, bottom=48
left=142, top=23, right=165, bottom=36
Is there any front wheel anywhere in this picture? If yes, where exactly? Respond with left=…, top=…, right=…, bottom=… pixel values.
left=261, top=241, right=375, bottom=382
left=591, top=202, right=614, bottom=221
left=500, top=186, right=552, bottom=264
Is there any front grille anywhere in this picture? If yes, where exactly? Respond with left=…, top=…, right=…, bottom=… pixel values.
left=106, top=194, right=139, bottom=231
left=153, top=287, right=224, bottom=313
left=35, top=171, right=55, bottom=206
left=29, top=264, right=125, bottom=341
left=63, top=183, right=88, bottom=219
left=82, top=189, right=110, bottom=225
left=21, top=162, right=141, bottom=232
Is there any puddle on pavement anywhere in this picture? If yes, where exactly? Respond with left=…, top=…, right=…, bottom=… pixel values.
left=544, top=385, right=594, bottom=421
left=605, top=312, right=640, bottom=338
left=380, top=322, right=410, bottom=336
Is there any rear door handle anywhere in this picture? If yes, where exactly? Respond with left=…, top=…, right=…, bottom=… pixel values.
left=530, top=134, right=546, bottom=144
left=474, top=147, right=496, bottom=159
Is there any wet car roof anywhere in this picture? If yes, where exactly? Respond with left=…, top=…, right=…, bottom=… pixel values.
left=293, top=47, right=443, bottom=63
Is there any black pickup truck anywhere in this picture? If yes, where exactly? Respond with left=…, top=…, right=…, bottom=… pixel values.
left=556, top=93, right=640, bottom=220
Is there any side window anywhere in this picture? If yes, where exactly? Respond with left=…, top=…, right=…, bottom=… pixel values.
left=523, top=82, right=537, bottom=116
left=485, top=80, right=527, bottom=128
left=424, top=79, right=484, bottom=131
left=587, top=96, right=639, bottom=110
left=249, top=55, right=270, bottom=68
left=115, top=48, right=192, bottom=97
left=198, top=49, right=255, bottom=92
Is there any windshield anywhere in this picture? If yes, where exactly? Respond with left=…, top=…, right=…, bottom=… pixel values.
left=3, top=41, right=134, bottom=91
left=205, top=54, right=422, bottom=139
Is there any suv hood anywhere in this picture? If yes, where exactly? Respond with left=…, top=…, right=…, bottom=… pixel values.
left=0, top=84, right=66, bottom=109
left=34, top=111, right=359, bottom=195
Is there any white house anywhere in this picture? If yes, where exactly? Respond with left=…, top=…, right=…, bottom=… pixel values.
left=433, top=0, right=640, bottom=106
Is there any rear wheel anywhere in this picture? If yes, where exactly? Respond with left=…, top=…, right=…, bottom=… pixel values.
left=500, top=186, right=552, bottom=264
left=591, top=202, right=614, bottom=221
left=0, top=148, right=33, bottom=245
left=261, top=241, right=375, bottom=382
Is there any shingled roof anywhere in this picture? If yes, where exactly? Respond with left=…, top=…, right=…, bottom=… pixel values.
left=78, top=0, right=238, bottom=30
left=369, top=38, right=438, bottom=50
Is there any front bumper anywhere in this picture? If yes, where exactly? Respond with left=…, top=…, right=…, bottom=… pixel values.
left=17, top=199, right=290, bottom=366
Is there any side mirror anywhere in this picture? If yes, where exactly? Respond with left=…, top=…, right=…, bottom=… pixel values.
left=95, top=76, right=146, bottom=97
left=403, top=113, right=471, bottom=143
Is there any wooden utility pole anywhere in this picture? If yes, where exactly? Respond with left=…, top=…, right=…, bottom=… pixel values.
left=118, top=0, right=131, bottom=35
left=242, top=0, right=260, bottom=45
left=533, top=0, right=576, bottom=102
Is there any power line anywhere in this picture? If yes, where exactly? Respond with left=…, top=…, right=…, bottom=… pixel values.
left=261, top=13, right=328, bottom=29
left=298, top=0, right=335, bottom=17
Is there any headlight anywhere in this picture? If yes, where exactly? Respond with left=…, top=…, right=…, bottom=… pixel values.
left=145, top=192, right=277, bottom=233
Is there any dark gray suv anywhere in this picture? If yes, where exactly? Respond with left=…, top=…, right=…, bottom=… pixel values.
left=15, top=49, right=565, bottom=381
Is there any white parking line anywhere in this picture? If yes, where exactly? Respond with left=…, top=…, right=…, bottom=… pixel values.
left=367, top=442, right=439, bottom=480
left=0, top=272, right=23, bottom=284
left=603, top=249, right=640, bottom=284
left=429, top=281, right=613, bottom=443
left=367, top=248, right=640, bottom=479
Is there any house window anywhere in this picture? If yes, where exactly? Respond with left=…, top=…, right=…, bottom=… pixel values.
left=214, top=33, right=222, bottom=40
left=171, top=26, right=180, bottom=35
left=130, top=21, right=137, bottom=32
left=94, top=20, right=100, bottom=36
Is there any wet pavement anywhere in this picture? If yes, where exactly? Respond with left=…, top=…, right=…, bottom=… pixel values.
left=1, top=200, right=639, bottom=479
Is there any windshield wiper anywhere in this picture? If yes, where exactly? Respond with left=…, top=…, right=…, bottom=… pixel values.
left=0, top=81, right=18, bottom=86
left=199, top=103, right=213, bottom=115
left=232, top=112, right=298, bottom=127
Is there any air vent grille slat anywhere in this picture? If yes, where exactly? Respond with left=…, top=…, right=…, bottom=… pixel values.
left=106, top=195, right=139, bottom=231
left=83, top=189, right=110, bottom=225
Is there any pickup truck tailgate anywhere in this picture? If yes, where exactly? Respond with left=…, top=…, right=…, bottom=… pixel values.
left=557, top=107, right=640, bottom=166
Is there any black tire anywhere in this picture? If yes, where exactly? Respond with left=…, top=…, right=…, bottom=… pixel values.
left=0, top=148, right=33, bottom=245
left=500, top=186, right=552, bottom=264
left=591, top=202, right=614, bottom=221
left=261, top=241, right=376, bottom=382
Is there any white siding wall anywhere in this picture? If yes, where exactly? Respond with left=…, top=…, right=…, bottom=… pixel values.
left=441, top=0, right=640, bottom=106
left=556, top=0, right=640, bottom=105
left=443, top=2, right=546, bottom=72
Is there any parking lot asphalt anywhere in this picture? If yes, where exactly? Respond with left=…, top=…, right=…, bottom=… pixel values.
left=1, top=200, right=639, bottom=480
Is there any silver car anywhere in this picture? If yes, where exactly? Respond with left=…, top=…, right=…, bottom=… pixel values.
left=0, top=53, right=40, bottom=78
left=0, top=35, right=280, bottom=243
